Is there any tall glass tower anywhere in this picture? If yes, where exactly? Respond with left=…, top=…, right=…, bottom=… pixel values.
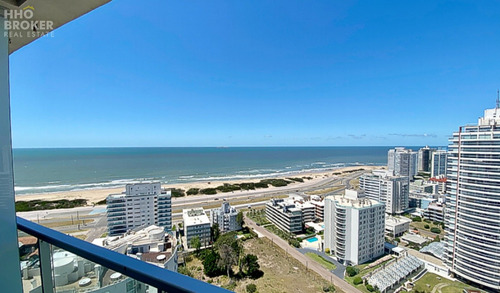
left=443, top=103, right=500, bottom=290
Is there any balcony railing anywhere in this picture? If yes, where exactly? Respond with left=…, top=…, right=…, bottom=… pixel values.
left=17, top=216, right=230, bottom=293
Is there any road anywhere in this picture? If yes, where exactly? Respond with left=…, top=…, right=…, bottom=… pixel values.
left=245, top=215, right=362, bottom=293
left=85, top=216, right=108, bottom=242
left=297, top=248, right=346, bottom=279
left=17, top=171, right=365, bottom=222
left=17, top=170, right=367, bottom=243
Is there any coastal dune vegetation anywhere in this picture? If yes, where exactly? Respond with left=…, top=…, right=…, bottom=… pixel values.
left=16, top=199, right=87, bottom=212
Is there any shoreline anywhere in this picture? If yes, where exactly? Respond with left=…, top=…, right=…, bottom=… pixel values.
left=15, top=165, right=383, bottom=204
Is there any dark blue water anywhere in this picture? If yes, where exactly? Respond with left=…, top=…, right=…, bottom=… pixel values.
left=13, top=147, right=393, bottom=194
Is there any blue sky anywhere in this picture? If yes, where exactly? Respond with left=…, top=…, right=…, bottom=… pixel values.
left=9, top=0, right=500, bottom=147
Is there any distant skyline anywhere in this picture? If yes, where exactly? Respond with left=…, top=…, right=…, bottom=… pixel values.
left=8, top=0, right=500, bottom=148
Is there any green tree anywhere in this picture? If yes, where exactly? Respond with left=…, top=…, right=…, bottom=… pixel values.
left=190, top=236, right=201, bottom=254
left=243, top=254, right=260, bottom=277
left=214, top=232, right=243, bottom=277
left=236, top=211, right=244, bottom=228
left=353, top=276, right=363, bottom=285
left=430, top=227, right=441, bottom=234
left=346, top=266, right=359, bottom=277
left=211, top=223, right=220, bottom=242
left=203, top=249, right=222, bottom=277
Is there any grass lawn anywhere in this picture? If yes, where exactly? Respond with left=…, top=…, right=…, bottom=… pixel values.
left=305, top=252, right=337, bottom=270
left=41, top=219, right=94, bottom=228
left=411, top=273, right=482, bottom=293
left=410, top=221, right=445, bottom=238
left=306, top=185, right=345, bottom=195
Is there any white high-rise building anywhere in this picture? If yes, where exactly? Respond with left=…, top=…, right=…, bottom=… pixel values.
left=210, top=201, right=241, bottom=233
left=431, top=150, right=448, bottom=178
left=388, top=147, right=418, bottom=179
left=443, top=105, right=500, bottom=291
left=107, top=183, right=172, bottom=236
left=324, top=190, right=385, bottom=265
left=360, top=170, right=409, bottom=214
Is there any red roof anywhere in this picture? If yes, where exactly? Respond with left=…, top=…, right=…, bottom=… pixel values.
left=429, top=177, right=447, bottom=182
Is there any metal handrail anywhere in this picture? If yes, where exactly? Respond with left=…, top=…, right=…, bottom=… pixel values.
left=17, top=216, right=231, bottom=293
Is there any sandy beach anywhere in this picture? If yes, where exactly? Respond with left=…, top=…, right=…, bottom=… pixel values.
left=15, top=165, right=383, bottom=204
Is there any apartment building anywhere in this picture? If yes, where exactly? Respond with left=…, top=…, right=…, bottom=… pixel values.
left=210, top=201, right=241, bottom=233
left=360, top=170, right=409, bottom=214
left=410, top=180, right=439, bottom=195
left=418, top=146, right=436, bottom=172
left=309, top=197, right=325, bottom=221
left=431, top=150, right=448, bottom=177
left=107, top=183, right=172, bottom=236
left=423, top=202, right=445, bottom=223
left=183, top=208, right=211, bottom=248
left=324, top=190, right=385, bottom=265
left=388, top=147, right=418, bottom=178
left=265, top=198, right=303, bottom=233
left=443, top=105, right=500, bottom=290
left=385, top=215, right=412, bottom=237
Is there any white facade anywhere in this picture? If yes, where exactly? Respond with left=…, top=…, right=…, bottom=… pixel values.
left=385, top=215, right=411, bottom=237
left=388, top=147, right=418, bottom=178
left=324, top=190, right=385, bottom=265
left=106, top=183, right=172, bottom=236
left=360, top=170, right=409, bottom=214
left=210, top=201, right=241, bottom=233
left=431, top=150, right=448, bottom=178
left=183, top=208, right=211, bottom=248
left=295, top=201, right=316, bottom=223
left=423, top=202, right=445, bottom=223
left=265, top=198, right=303, bottom=233
left=443, top=106, right=500, bottom=290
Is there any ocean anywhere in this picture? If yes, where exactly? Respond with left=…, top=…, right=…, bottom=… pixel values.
left=13, top=147, right=394, bottom=195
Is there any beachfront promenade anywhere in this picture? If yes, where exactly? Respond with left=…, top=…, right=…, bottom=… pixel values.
left=244, top=215, right=361, bottom=293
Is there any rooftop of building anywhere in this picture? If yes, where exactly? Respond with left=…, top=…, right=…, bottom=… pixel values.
left=401, top=233, right=428, bottom=245
left=93, top=225, right=173, bottom=252
left=107, top=183, right=172, bottom=199
left=267, top=198, right=303, bottom=213
left=327, top=189, right=383, bottom=209
left=211, top=201, right=238, bottom=215
left=363, top=169, right=409, bottom=179
left=478, top=106, right=500, bottom=126
left=385, top=215, right=412, bottom=226
left=183, top=208, right=210, bottom=226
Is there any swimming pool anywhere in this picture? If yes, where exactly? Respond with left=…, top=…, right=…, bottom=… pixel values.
left=306, top=237, right=318, bottom=243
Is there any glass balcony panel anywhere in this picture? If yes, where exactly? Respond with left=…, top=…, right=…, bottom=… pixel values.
left=17, top=217, right=229, bottom=293
left=18, top=230, right=42, bottom=293
left=50, top=243, right=150, bottom=293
